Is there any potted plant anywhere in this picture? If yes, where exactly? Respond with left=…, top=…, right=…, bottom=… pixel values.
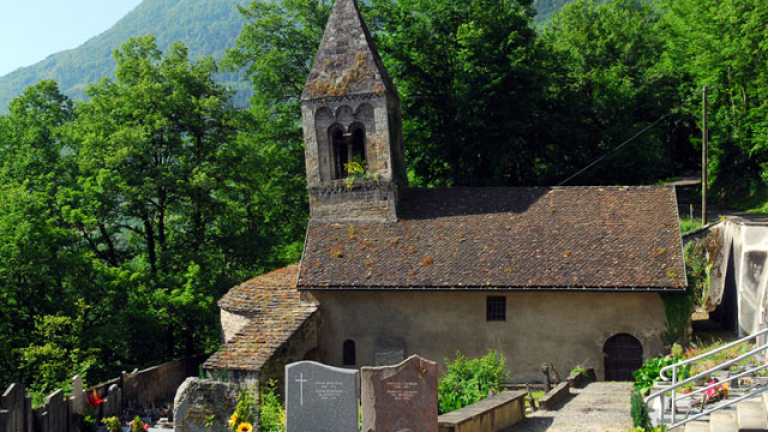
left=77, top=391, right=106, bottom=432
left=102, top=417, right=122, bottom=432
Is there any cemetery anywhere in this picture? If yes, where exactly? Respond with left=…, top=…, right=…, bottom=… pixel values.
left=9, top=0, right=766, bottom=431
left=0, top=357, right=205, bottom=432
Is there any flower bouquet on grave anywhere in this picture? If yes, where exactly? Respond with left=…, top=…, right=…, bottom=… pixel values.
left=704, top=380, right=729, bottom=404
left=130, top=416, right=149, bottom=432
left=77, top=391, right=106, bottom=432
left=102, top=417, right=122, bottom=432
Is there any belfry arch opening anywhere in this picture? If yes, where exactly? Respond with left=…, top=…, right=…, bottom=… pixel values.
left=330, top=123, right=367, bottom=180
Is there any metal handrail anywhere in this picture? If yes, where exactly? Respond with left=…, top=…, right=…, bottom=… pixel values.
left=674, top=363, right=768, bottom=403
left=665, top=384, right=768, bottom=430
left=644, top=327, right=768, bottom=430
left=659, top=327, right=768, bottom=380
left=646, top=341, right=768, bottom=401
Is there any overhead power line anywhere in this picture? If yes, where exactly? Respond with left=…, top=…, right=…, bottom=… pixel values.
left=557, top=86, right=708, bottom=186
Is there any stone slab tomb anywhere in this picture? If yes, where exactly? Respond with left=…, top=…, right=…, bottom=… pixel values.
left=285, top=361, right=359, bottom=432
left=361, top=355, right=438, bottom=432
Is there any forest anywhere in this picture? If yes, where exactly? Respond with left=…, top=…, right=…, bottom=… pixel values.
left=1, top=0, right=767, bottom=402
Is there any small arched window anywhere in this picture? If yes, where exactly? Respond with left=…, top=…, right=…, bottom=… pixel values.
left=343, top=340, right=356, bottom=366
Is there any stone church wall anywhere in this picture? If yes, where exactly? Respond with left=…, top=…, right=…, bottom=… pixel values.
left=310, top=290, right=667, bottom=382
left=302, top=94, right=405, bottom=223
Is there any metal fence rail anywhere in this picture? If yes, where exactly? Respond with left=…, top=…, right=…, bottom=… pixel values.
left=645, top=327, right=768, bottom=430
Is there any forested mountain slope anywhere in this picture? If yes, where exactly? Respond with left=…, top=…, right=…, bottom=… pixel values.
left=0, top=0, right=250, bottom=113
left=533, top=0, right=579, bottom=25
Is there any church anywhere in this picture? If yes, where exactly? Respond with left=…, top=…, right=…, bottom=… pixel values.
left=203, top=0, right=687, bottom=385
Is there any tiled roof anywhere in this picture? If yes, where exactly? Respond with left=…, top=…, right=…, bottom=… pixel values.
left=205, top=265, right=319, bottom=372
left=301, top=0, right=397, bottom=101
left=297, top=187, right=687, bottom=290
left=218, top=265, right=302, bottom=314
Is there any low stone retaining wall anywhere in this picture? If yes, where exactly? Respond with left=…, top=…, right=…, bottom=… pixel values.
left=437, top=391, right=526, bottom=432
left=566, top=368, right=596, bottom=389
left=538, top=381, right=570, bottom=411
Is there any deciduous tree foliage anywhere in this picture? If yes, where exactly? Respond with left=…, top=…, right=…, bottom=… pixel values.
left=0, top=36, right=307, bottom=397
left=661, top=0, right=768, bottom=208
left=2, top=0, right=767, bottom=397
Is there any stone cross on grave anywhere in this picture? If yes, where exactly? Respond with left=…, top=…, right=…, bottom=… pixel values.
left=295, top=373, right=308, bottom=406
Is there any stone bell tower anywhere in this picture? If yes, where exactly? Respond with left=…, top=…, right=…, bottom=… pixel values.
left=301, top=0, right=407, bottom=223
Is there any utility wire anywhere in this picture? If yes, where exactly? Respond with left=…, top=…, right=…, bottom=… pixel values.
left=557, top=86, right=708, bottom=186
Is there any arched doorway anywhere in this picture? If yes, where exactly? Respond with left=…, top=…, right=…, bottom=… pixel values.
left=604, top=334, right=643, bottom=381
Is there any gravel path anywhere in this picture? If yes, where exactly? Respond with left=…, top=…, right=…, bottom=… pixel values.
left=503, top=382, right=633, bottom=432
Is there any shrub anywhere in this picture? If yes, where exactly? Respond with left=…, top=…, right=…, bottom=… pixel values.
left=259, top=380, right=285, bottom=432
left=632, top=355, right=689, bottom=396
left=437, top=349, right=509, bottom=414
left=630, top=390, right=651, bottom=429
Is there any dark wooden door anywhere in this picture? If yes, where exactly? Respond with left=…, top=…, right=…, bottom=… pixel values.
left=604, top=334, right=643, bottom=381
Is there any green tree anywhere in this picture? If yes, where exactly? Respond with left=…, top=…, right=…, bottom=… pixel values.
left=542, top=0, right=698, bottom=185
left=662, top=0, right=768, bottom=207
left=65, top=35, right=243, bottom=363
left=371, top=0, right=549, bottom=186
left=0, top=82, right=90, bottom=392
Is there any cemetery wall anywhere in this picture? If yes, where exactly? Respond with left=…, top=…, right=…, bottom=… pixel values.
left=122, top=356, right=206, bottom=407
left=0, top=356, right=204, bottom=432
left=311, top=290, right=666, bottom=382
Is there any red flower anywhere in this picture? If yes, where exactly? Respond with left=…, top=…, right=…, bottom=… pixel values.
left=142, top=423, right=149, bottom=432
left=86, top=391, right=105, bottom=408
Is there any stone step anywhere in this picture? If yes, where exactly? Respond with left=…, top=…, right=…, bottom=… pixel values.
left=710, top=411, right=738, bottom=432
left=684, top=420, right=710, bottom=432
left=737, top=401, right=768, bottom=431
left=763, top=392, right=768, bottom=415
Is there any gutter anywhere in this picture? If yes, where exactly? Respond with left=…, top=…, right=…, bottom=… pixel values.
left=295, top=285, right=684, bottom=293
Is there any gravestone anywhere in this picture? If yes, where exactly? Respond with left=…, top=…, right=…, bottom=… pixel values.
left=2, top=384, right=27, bottom=432
left=43, top=390, right=67, bottom=432
left=173, top=378, right=238, bottom=432
left=104, top=385, right=122, bottom=418
left=373, top=336, right=405, bottom=366
left=71, top=376, right=84, bottom=415
left=361, top=355, right=438, bottom=432
left=285, top=361, right=359, bottom=432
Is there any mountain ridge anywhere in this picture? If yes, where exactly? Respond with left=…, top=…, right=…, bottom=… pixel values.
left=0, top=0, right=250, bottom=113
left=0, top=0, right=576, bottom=113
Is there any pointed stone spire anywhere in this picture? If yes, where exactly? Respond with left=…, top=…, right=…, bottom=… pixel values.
left=302, top=0, right=397, bottom=101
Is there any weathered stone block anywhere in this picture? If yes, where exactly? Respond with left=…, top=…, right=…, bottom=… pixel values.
left=173, top=379, right=239, bottom=432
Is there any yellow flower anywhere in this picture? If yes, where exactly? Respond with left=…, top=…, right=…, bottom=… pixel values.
left=228, top=413, right=239, bottom=428
left=237, top=422, right=253, bottom=432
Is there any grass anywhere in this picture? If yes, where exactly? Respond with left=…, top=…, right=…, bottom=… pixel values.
left=524, top=390, right=546, bottom=408
left=679, top=214, right=703, bottom=233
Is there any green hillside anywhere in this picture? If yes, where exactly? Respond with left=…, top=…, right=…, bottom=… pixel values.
left=0, top=0, right=250, bottom=113
left=533, top=0, right=577, bottom=25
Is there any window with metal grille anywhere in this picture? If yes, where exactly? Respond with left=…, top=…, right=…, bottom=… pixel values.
left=343, top=339, right=356, bottom=366
left=486, top=296, right=506, bottom=321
